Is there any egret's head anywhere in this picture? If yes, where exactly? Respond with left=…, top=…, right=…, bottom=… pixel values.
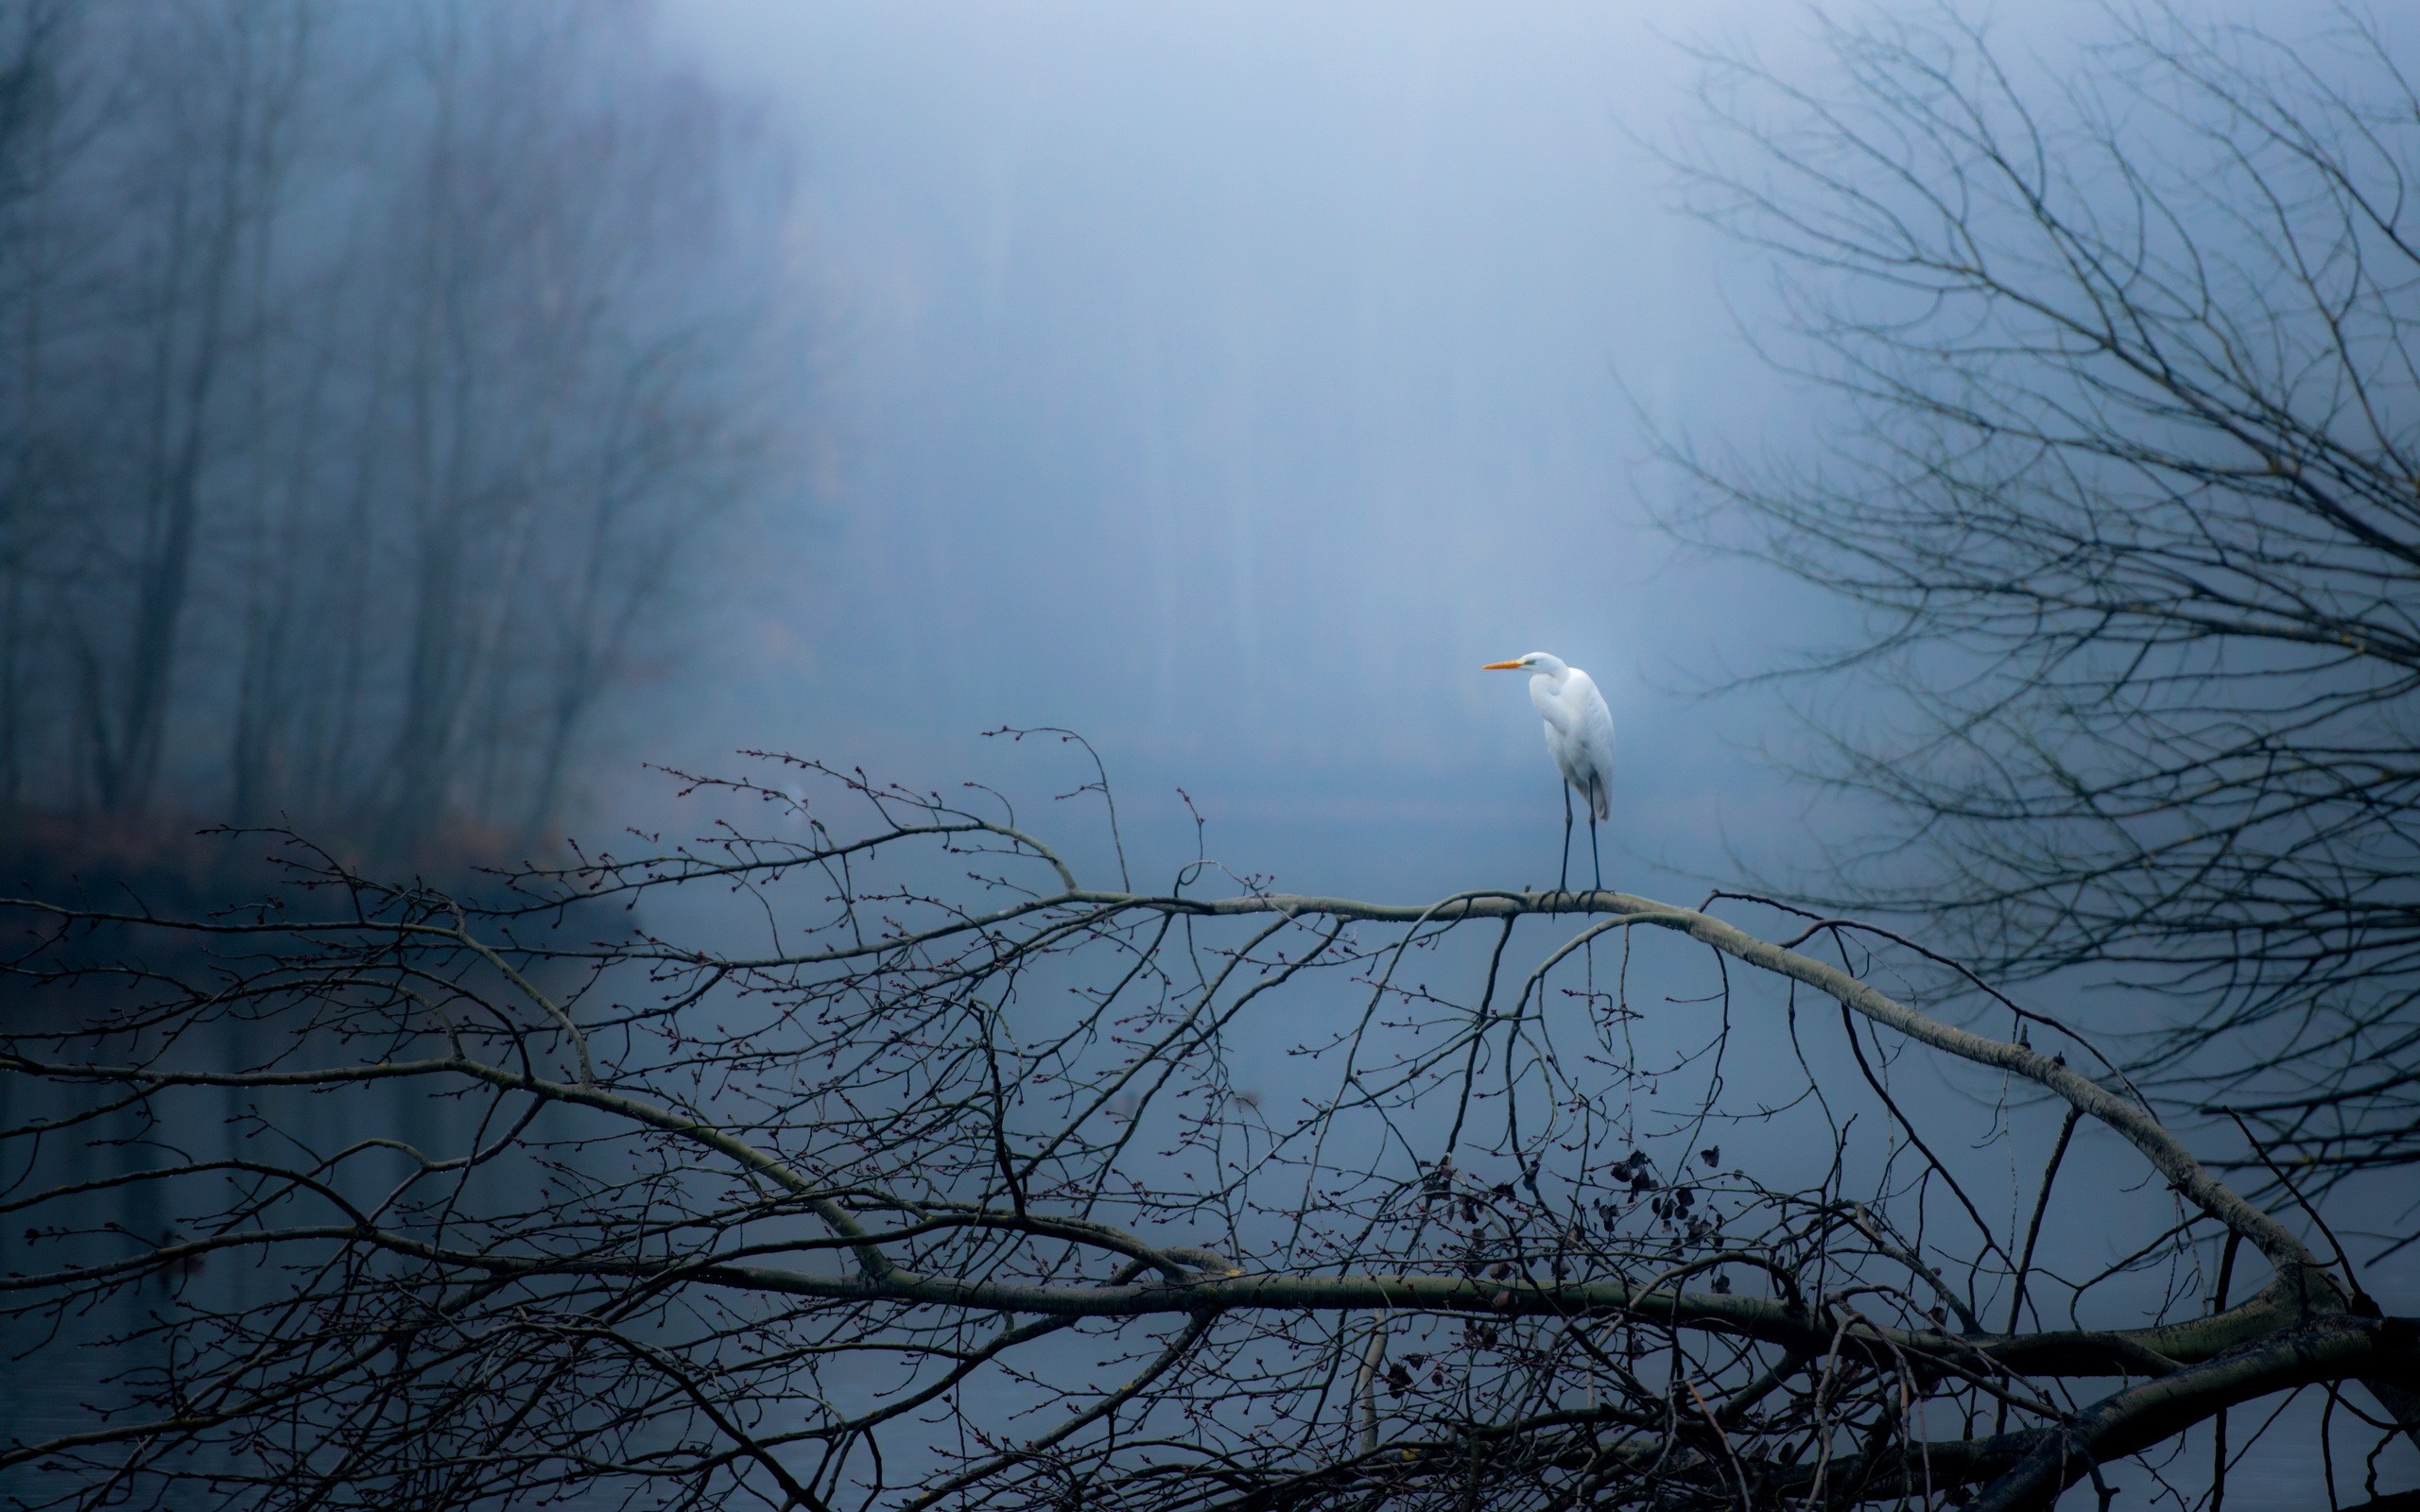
left=1482, top=652, right=1564, bottom=676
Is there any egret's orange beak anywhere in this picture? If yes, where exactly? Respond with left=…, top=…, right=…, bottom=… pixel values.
left=1480, top=661, right=1526, bottom=671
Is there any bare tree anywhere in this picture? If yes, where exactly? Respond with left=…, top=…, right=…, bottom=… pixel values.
left=359, top=0, right=770, bottom=850
left=1662, top=5, right=2420, bottom=1215
left=0, top=0, right=780, bottom=856
left=3, top=751, right=2412, bottom=1510
left=0, top=0, right=78, bottom=808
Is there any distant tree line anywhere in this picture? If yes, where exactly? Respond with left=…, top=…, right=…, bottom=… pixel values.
left=0, top=0, right=784, bottom=858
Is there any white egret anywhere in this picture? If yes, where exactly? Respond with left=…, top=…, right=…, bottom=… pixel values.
left=1483, top=651, right=1615, bottom=895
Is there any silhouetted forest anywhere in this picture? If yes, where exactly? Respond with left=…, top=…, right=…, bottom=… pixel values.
left=0, top=0, right=785, bottom=870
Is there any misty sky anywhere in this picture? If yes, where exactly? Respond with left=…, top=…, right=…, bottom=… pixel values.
left=629, top=0, right=2385, bottom=912
left=640, top=0, right=1911, bottom=902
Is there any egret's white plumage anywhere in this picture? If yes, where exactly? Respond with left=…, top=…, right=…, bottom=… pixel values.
left=1483, top=651, right=1616, bottom=892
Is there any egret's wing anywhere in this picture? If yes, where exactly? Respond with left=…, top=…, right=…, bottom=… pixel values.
left=1580, top=682, right=1616, bottom=819
left=1532, top=680, right=1584, bottom=786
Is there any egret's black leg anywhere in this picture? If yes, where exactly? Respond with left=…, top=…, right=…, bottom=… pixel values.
left=1588, top=813, right=1602, bottom=895
left=1559, top=783, right=1574, bottom=897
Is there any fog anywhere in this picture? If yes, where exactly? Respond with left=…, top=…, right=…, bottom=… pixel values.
left=649, top=0, right=1857, bottom=903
